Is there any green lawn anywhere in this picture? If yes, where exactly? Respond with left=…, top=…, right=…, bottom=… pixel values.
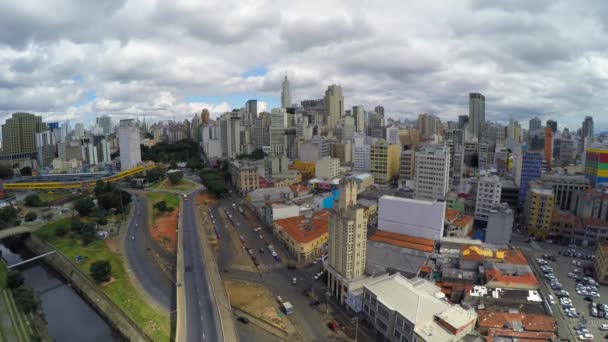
left=0, top=262, right=36, bottom=342
left=37, top=191, right=73, bottom=203
left=150, top=179, right=195, bottom=192
left=146, top=192, right=180, bottom=219
left=0, top=259, right=6, bottom=287
left=34, top=219, right=171, bottom=341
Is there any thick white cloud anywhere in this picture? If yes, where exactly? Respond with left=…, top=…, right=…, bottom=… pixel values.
left=0, top=0, right=607, bottom=130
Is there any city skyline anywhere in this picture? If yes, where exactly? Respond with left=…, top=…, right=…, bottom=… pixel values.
left=1, top=1, right=608, bottom=131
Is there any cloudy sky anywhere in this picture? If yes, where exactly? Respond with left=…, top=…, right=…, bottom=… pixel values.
left=1, top=0, right=607, bottom=131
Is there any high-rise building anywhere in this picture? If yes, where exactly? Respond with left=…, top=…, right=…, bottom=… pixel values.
left=368, top=113, right=384, bottom=139
left=582, top=116, right=594, bottom=138
left=281, top=76, right=291, bottom=108
left=544, top=127, right=553, bottom=169
left=270, top=109, right=286, bottom=155
left=539, top=174, right=590, bottom=211
left=417, top=113, right=442, bottom=139
left=245, top=99, right=258, bottom=119
left=219, top=112, right=242, bottom=159
left=399, top=149, right=415, bottom=181
left=474, top=174, right=502, bottom=222
left=518, top=150, right=543, bottom=204
left=190, top=113, right=201, bottom=142
left=342, top=116, right=356, bottom=142
left=118, top=119, right=141, bottom=171
left=201, top=109, right=210, bottom=124
left=546, top=120, right=557, bottom=133
left=468, top=93, right=485, bottom=139
left=324, top=85, right=344, bottom=129
left=253, top=112, right=270, bottom=148
left=528, top=117, right=542, bottom=135
left=370, top=139, right=400, bottom=185
left=507, top=119, right=521, bottom=143
left=1, top=112, right=45, bottom=156
left=457, top=115, right=469, bottom=130
left=327, top=179, right=368, bottom=304
left=96, top=115, right=112, bottom=135
left=525, top=187, right=555, bottom=239
left=584, top=146, right=608, bottom=186
left=35, top=131, right=55, bottom=167
left=374, top=105, right=384, bottom=118
left=352, top=106, right=365, bottom=133
left=414, top=145, right=451, bottom=201
left=353, top=144, right=371, bottom=173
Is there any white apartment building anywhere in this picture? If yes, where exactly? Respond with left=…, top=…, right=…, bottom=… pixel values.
left=219, top=113, right=241, bottom=159
left=354, top=144, right=371, bottom=172
left=474, top=174, right=502, bottom=221
left=315, top=157, right=340, bottom=179
left=118, top=119, right=141, bottom=171
left=414, top=145, right=450, bottom=201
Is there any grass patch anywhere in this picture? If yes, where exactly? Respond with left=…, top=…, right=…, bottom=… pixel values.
left=37, top=191, right=73, bottom=203
left=0, top=261, right=6, bottom=289
left=146, top=192, right=180, bottom=219
left=35, top=219, right=171, bottom=341
left=150, top=179, right=195, bottom=192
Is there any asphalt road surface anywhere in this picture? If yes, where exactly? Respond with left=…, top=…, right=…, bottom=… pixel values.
left=125, top=193, right=175, bottom=310
left=182, top=192, right=222, bottom=342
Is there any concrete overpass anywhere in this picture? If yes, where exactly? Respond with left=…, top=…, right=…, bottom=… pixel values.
left=0, top=226, right=39, bottom=240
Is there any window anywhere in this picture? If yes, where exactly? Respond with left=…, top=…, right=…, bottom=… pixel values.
left=396, top=317, right=404, bottom=329
left=394, top=330, right=402, bottom=340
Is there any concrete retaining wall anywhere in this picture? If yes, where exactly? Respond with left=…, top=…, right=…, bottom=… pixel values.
left=24, top=235, right=151, bottom=342
left=232, top=307, right=289, bottom=341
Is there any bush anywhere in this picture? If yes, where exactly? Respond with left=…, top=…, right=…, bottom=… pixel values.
left=167, top=170, right=183, bottom=184
left=71, top=219, right=83, bottom=232
left=154, top=201, right=167, bottom=212
left=81, top=222, right=96, bottom=245
left=55, top=225, right=69, bottom=237
left=73, top=198, right=95, bottom=216
left=97, top=217, right=108, bottom=226
left=6, top=271, right=24, bottom=289
left=19, top=166, right=32, bottom=176
left=24, top=211, right=37, bottom=222
left=12, top=286, right=39, bottom=313
left=24, top=194, right=42, bottom=207
left=90, top=260, right=112, bottom=283
left=0, top=206, right=18, bottom=225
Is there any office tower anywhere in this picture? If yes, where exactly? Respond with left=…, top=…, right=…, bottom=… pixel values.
left=518, top=150, right=543, bottom=203
left=270, top=109, right=286, bottom=155
left=253, top=112, right=270, bottom=148
left=400, top=149, right=415, bottom=181
left=370, top=139, right=400, bottom=185
left=457, top=115, right=469, bottom=129
left=528, top=117, right=542, bottom=135
left=443, top=129, right=464, bottom=148
left=540, top=174, right=590, bottom=210
left=201, top=109, right=210, bottom=124
left=35, top=131, right=55, bottom=167
left=484, top=122, right=506, bottom=144
left=584, top=145, right=608, bottom=186
left=327, top=179, right=368, bottom=303
left=443, top=128, right=464, bottom=188
left=414, top=145, right=451, bottom=201
left=284, top=128, right=297, bottom=159
left=98, top=139, right=111, bottom=164
left=352, top=106, right=365, bottom=133
left=74, top=123, right=85, bottom=139
left=353, top=143, right=371, bottom=173
left=368, top=113, right=384, bottom=139
left=582, top=116, right=594, bottom=138
left=246, top=99, right=258, bottom=119
left=96, top=115, right=112, bottom=135
left=342, top=116, right=355, bottom=141
left=398, top=129, right=421, bottom=150
left=281, top=76, right=291, bottom=108
left=219, top=112, right=242, bottom=159
left=544, top=127, right=553, bottom=169
left=554, top=138, right=575, bottom=165
left=374, top=105, right=384, bottom=118
left=478, top=140, right=494, bottom=171
left=546, top=120, right=557, bottom=133
left=507, top=119, right=521, bottom=143
left=417, top=113, right=441, bottom=139
left=474, top=174, right=502, bottom=222
left=468, top=93, right=485, bottom=139
left=190, top=113, right=201, bottom=142
left=525, top=187, right=555, bottom=239
left=1, top=112, right=46, bottom=156
left=118, top=119, right=141, bottom=171
left=324, top=85, right=344, bottom=129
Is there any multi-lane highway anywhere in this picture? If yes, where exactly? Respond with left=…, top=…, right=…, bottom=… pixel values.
left=182, top=191, right=222, bottom=342
left=125, top=193, right=175, bottom=310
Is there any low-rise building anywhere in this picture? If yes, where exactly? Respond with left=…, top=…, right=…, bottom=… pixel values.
left=485, top=204, right=514, bottom=246
left=288, top=160, right=315, bottom=180
left=444, top=208, right=474, bottom=238
left=315, top=157, right=340, bottom=179
left=477, top=310, right=557, bottom=341
left=378, top=196, right=446, bottom=241
left=229, top=160, right=261, bottom=195
left=273, top=210, right=329, bottom=262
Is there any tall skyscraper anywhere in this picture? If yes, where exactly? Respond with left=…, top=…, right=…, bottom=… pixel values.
left=190, top=113, right=201, bottom=142
left=246, top=99, right=258, bottom=119
left=1, top=112, right=45, bottom=156
left=201, top=109, right=210, bottom=124
left=546, top=120, right=557, bottom=133
left=324, top=85, right=344, bottom=129
left=270, top=109, right=286, bottom=155
left=468, top=93, right=485, bottom=139
left=352, top=105, right=365, bottom=133
left=95, top=115, right=112, bottom=135
left=374, top=105, right=385, bottom=118
left=219, top=112, right=242, bottom=159
left=417, top=113, right=442, bottom=139
left=414, top=145, right=451, bottom=201
left=584, top=146, right=608, bottom=186
left=118, top=119, right=141, bottom=171
left=544, top=126, right=553, bottom=169
left=281, top=76, right=291, bottom=108
left=582, top=116, right=594, bottom=138
left=327, top=178, right=368, bottom=304
left=529, top=117, right=542, bottom=135
left=457, top=115, right=469, bottom=129
left=474, top=175, right=502, bottom=222
left=518, top=149, right=543, bottom=204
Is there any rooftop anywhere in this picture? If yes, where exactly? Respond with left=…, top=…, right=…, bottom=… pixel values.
left=274, top=210, right=328, bottom=244
left=369, top=230, right=435, bottom=253
left=477, top=310, right=556, bottom=333
left=366, top=240, right=429, bottom=278
left=461, top=246, right=528, bottom=265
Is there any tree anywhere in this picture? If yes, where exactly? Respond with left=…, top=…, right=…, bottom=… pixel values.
left=71, top=218, right=83, bottom=232
left=0, top=166, right=13, bottom=179
left=167, top=170, right=183, bottom=184
left=81, top=222, right=96, bottom=245
left=19, top=166, right=32, bottom=176
left=144, top=168, right=165, bottom=183
left=6, top=271, right=24, bottom=289
left=154, top=201, right=167, bottom=212
left=73, top=198, right=95, bottom=216
left=24, top=211, right=37, bottom=222
left=55, top=225, right=69, bottom=237
left=24, top=194, right=42, bottom=207
left=186, top=158, right=203, bottom=170
left=94, top=180, right=106, bottom=197
left=97, top=190, right=131, bottom=213
left=0, top=206, right=18, bottom=225
left=90, top=260, right=112, bottom=282
left=97, top=217, right=108, bottom=226
left=12, top=286, right=39, bottom=313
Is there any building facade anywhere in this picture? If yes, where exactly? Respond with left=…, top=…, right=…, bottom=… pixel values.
left=370, top=140, right=400, bottom=185
left=118, top=119, right=141, bottom=171
left=474, top=175, right=502, bottom=222
left=414, top=145, right=451, bottom=201
left=525, top=188, right=555, bottom=239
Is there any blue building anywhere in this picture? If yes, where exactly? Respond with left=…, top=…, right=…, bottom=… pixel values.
left=518, top=150, right=543, bottom=204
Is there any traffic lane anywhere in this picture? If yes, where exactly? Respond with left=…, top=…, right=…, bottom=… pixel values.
left=125, top=195, right=174, bottom=310
left=183, top=196, right=221, bottom=342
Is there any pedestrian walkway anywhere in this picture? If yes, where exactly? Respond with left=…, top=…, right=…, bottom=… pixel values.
left=0, top=289, right=35, bottom=342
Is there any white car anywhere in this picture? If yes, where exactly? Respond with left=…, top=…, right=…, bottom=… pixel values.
left=577, top=333, right=593, bottom=341
left=599, top=324, right=608, bottom=331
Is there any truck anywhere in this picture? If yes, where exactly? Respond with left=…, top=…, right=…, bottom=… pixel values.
left=280, top=301, right=294, bottom=315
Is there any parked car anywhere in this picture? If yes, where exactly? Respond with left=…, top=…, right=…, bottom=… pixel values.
left=237, top=316, right=250, bottom=324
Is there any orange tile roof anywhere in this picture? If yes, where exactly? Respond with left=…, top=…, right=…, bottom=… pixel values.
left=584, top=217, right=608, bottom=229
left=368, top=230, right=435, bottom=253
left=485, top=268, right=539, bottom=287
left=551, top=210, right=582, bottom=226
left=289, top=184, right=309, bottom=193
left=445, top=208, right=460, bottom=221
left=453, top=215, right=473, bottom=228
left=478, top=310, right=556, bottom=332
left=461, top=246, right=529, bottom=265
left=274, top=210, right=328, bottom=244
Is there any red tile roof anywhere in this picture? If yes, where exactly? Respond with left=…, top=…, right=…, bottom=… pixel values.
left=445, top=208, right=460, bottom=221
left=485, top=268, right=539, bottom=288
left=274, top=210, right=328, bottom=244
left=368, top=230, right=434, bottom=253
left=478, top=310, right=556, bottom=332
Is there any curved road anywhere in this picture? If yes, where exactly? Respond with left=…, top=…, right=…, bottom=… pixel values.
left=182, top=191, right=222, bottom=342
left=125, top=193, right=175, bottom=310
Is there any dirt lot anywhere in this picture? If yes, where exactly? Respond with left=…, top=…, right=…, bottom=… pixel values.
left=224, top=278, right=297, bottom=335
left=150, top=211, right=178, bottom=254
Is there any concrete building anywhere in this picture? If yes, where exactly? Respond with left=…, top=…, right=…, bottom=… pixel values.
left=584, top=146, right=608, bottom=186
left=35, top=130, right=55, bottom=167
left=475, top=174, right=502, bottom=222
left=414, top=145, right=451, bottom=201
left=582, top=116, right=594, bottom=138
left=469, top=93, right=485, bottom=139
left=342, top=115, right=356, bottom=141
left=331, top=141, right=352, bottom=165
left=417, top=113, right=442, bottom=139
left=118, top=119, right=141, bottom=171
left=378, top=196, right=445, bottom=241
left=525, top=188, right=555, bottom=239
left=528, top=117, right=542, bottom=135
left=315, top=157, right=340, bottom=179
left=518, top=150, right=543, bottom=204
left=253, top=113, right=270, bottom=149
left=1, top=112, right=45, bottom=157
left=544, top=127, right=553, bottom=169
left=353, top=143, right=371, bottom=173
left=369, top=113, right=384, bottom=139
left=219, top=112, right=242, bottom=159
left=485, top=204, right=514, bottom=245
left=594, top=243, right=608, bottom=284
left=328, top=179, right=368, bottom=304
left=370, top=140, right=400, bottom=185
left=273, top=210, right=328, bottom=262
left=540, top=174, right=590, bottom=211
left=95, top=115, right=112, bottom=135
left=281, top=76, right=291, bottom=108
left=353, top=105, right=365, bottom=133
left=324, top=84, right=344, bottom=129
left=399, top=149, right=415, bottom=181
left=229, top=160, right=260, bottom=195
left=361, top=274, right=477, bottom=342
left=444, top=208, right=474, bottom=238
left=269, top=109, right=286, bottom=156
